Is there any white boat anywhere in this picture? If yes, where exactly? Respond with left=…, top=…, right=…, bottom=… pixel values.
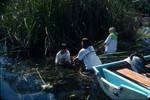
left=93, top=55, right=150, bottom=100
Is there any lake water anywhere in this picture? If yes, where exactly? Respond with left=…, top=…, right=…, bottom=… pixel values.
left=1, top=48, right=150, bottom=100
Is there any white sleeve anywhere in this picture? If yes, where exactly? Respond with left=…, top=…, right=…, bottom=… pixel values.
left=65, top=51, right=71, bottom=61
left=105, top=36, right=111, bottom=45
left=55, top=52, right=60, bottom=64
left=77, top=49, right=86, bottom=61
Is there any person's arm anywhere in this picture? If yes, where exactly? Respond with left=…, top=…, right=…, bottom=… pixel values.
left=72, top=49, right=85, bottom=64
left=55, top=52, right=61, bottom=65
left=99, top=35, right=110, bottom=50
left=55, top=56, right=58, bottom=65
left=73, top=57, right=79, bottom=64
left=99, top=43, right=106, bottom=50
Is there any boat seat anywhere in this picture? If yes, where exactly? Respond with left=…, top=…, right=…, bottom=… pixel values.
left=146, top=64, right=150, bottom=68
left=107, top=63, right=131, bottom=71
left=116, top=68, right=150, bottom=87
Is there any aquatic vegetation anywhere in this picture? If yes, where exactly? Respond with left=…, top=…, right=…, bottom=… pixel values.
left=36, top=68, right=53, bottom=90
left=1, top=48, right=150, bottom=99
left=41, top=83, right=53, bottom=90
left=0, top=0, right=141, bottom=56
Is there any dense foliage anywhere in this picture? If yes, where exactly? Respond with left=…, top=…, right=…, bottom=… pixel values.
left=0, top=0, right=143, bottom=56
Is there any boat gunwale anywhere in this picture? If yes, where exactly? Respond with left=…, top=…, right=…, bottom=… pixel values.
left=93, top=55, right=150, bottom=97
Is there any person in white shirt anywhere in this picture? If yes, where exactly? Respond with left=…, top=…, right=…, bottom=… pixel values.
left=55, top=43, right=71, bottom=67
left=73, top=38, right=102, bottom=71
left=100, top=27, right=118, bottom=54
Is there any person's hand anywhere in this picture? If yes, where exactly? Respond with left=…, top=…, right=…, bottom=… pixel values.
left=58, top=62, right=62, bottom=66
left=99, top=46, right=102, bottom=50
left=72, top=60, right=75, bottom=64
left=71, top=61, right=74, bottom=67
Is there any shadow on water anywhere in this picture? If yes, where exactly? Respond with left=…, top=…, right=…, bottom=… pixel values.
left=1, top=48, right=150, bottom=100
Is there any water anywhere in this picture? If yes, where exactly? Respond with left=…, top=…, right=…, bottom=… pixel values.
left=1, top=48, right=150, bottom=100
left=24, top=49, right=150, bottom=100
left=0, top=56, right=56, bottom=100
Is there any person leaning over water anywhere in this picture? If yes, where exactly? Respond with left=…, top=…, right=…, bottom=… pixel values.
left=55, top=43, right=72, bottom=67
left=73, top=38, right=102, bottom=71
left=100, top=27, right=118, bottom=54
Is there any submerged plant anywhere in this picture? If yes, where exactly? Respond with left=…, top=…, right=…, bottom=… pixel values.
left=36, top=68, right=53, bottom=90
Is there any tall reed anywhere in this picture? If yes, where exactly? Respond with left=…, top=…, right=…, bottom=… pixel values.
left=0, top=0, right=140, bottom=56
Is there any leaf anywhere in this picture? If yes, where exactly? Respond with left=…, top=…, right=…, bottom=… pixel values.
left=69, top=94, right=76, bottom=97
left=86, top=95, right=90, bottom=100
left=41, top=83, right=53, bottom=89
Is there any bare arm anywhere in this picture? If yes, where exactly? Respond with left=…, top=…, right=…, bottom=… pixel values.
left=73, top=57, right=79, bottom=64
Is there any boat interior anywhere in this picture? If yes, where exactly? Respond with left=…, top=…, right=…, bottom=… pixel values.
left=107, top=58, right=150, bottom=73
left=106, top=58, right=150, bottom=88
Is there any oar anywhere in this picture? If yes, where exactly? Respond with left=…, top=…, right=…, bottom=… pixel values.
left=73, top=40, right=104, bottom=59
left=97, top=41, right=104, bottom=54
left=93, top=40, right=104, bottom=48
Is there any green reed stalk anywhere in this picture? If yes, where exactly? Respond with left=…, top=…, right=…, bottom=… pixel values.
left=0, top=0, right=141, bottom=56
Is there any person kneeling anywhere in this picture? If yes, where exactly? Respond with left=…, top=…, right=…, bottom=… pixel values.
left=55, top=43, right=72, bottom=68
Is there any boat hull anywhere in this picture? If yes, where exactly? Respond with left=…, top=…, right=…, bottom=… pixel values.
left=94, top=55, right=150, bottom=100
left=97, top=74, right=150, bottom=100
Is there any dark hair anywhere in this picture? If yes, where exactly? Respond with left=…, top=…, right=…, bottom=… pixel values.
left=82, top=38, right=91, bottom=48
left=61, top=43, right=67, bottom=50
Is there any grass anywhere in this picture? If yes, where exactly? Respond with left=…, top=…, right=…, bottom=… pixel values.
left=0, top=0, right=143, bottom=56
